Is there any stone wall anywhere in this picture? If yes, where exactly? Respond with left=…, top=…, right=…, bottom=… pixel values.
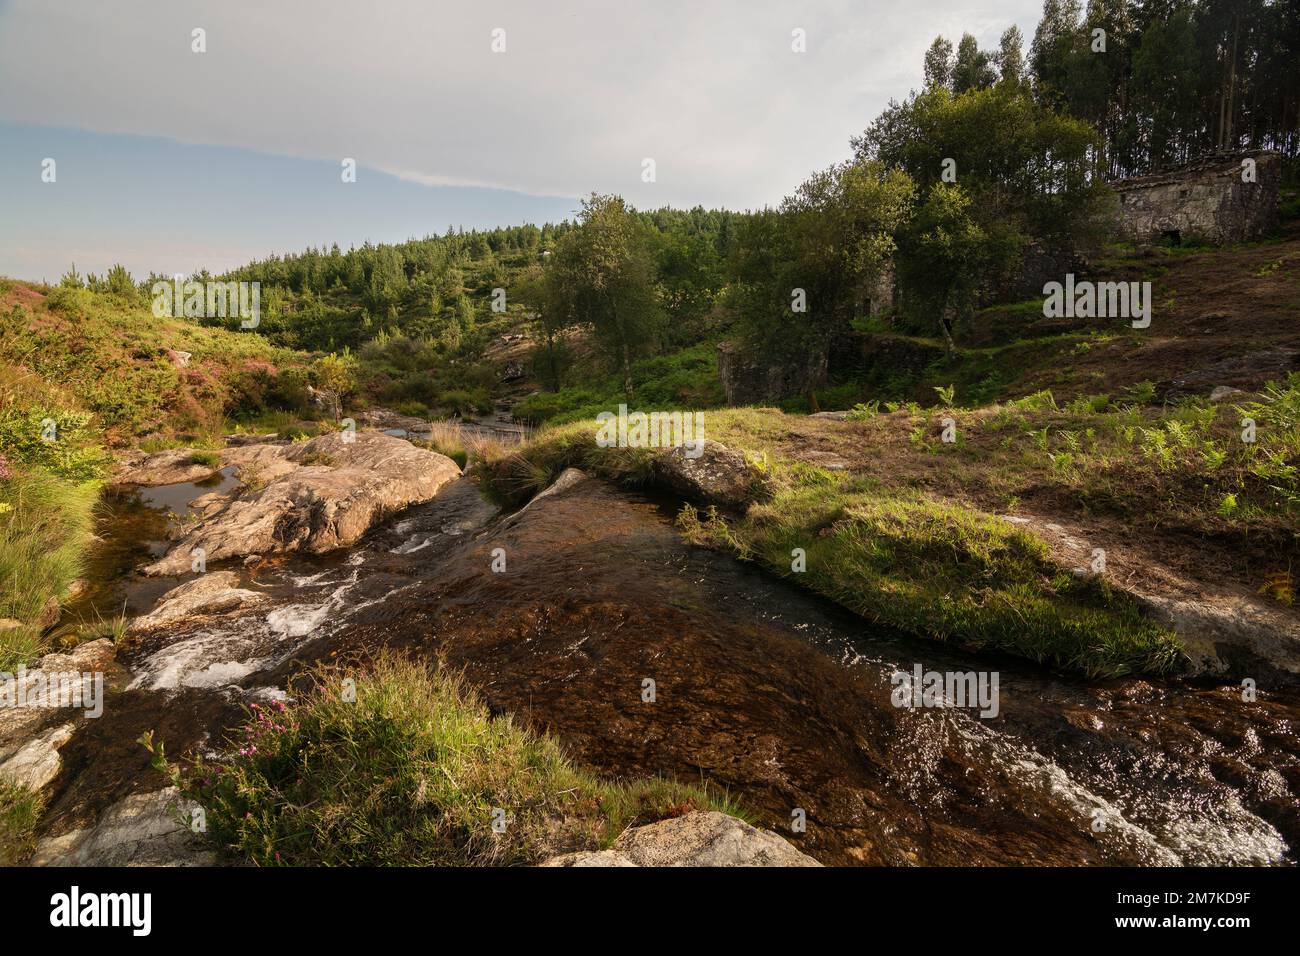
left=827, top=331, right=946, bottom=380
left=716, top=340, right=827, bottom=405
left=1113, top=150, right=1281, bottom=245
left=1004, top=242, right=1088, bottom=302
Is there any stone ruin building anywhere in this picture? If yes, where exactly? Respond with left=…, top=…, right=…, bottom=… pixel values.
left=1111, top=149, right=1282, bottom=246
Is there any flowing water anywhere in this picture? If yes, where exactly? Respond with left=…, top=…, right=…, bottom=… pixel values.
left=66, top=466, right=1300, bottom=866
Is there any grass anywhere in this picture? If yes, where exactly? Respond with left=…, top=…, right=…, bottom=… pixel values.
left=679, top=483, right=1182, bottom=678
left=0, top=780, right=43, bottom=865
left=477, top=404, right=1206, bottom=677
left=142, top=653, right=746, bottom=866
left=0, top=278, right=315, bottom=668
left=72, top=606, right=129, bottom=644
left=0, top=469, right=99, bottom=670
left=2, top=281, right=309, bottom=440
left=422, top=421, right=470, bottom=469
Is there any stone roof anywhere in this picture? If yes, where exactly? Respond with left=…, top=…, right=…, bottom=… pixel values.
left=1111, top=149, right=1280, bottom=192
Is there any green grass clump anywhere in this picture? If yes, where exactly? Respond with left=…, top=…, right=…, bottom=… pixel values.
left=0, top=781, right=43, bottom=865
left=680, top=477, right=1182, bottom=678
left=0, top=469, right=99, bottom=670
left=143, top=654, right=744, bottom=866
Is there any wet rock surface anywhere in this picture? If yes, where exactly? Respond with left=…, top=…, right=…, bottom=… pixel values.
left=127, top=571, right=267, bottom=631
left=294, top=472, right=1296, bottom=866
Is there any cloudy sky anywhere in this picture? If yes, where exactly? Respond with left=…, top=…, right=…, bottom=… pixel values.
left=0, top=0, right=1039, bottom=280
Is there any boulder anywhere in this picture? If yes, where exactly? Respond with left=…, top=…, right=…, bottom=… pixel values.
left=655, top=441, right=771, bottom=510
left=538, top=812, right=820, bottom=867
left=115, top=449, right=221, bottom=486
left=31, top=788, right=214, bottom=866
left=0, top=721, right=75, bottom=790
left=127, top=571, right=267, bottom=632
left=539, top=850, right=638, bottom=867
left=144, top=431, right=461, bottom=575
left=612, top=811, right=819, bottom=866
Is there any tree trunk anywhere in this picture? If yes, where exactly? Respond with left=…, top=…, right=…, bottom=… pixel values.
left=620, top=340, right=634, bottom=399
left=545, top=328, right=559, bottom=391
left=1225, top=13, right=1240, bottom=149
left=937, top=288, right=957, bottom=356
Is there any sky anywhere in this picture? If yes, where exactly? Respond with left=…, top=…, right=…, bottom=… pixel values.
left=0, top=0, right=1041, bottom=281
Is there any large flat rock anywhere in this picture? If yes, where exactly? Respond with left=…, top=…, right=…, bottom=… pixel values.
left=144, top=431, right=461, bottom=575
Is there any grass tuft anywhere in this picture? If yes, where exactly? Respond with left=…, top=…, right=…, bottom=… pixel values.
left=0, top=469, right=99, bottom=670
left=142, top=653, right=745, bottom=866
left=0, top=780, right=44, bottom=865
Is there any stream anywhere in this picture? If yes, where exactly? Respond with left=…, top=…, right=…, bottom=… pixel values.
left=48, top=459, right=1300, bottom=867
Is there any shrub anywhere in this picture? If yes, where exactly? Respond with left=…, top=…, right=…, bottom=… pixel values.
left=0, top=407, right=109, bottom=481
left=437, top=388, right=492, bottom=417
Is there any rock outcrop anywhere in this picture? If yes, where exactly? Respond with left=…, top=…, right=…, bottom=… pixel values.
left=654, top=441, right=771, bottom=510
left=126, top=571, right=267, bottom=632
left=115, top=449, right=222, bottom=487
left=0, top=640, right=121, bottom=793
left=143, top=431, right=461, bottom=575
left=541, top=812, right=820, bottom=867
left=31, top=788, right=214, bottom=867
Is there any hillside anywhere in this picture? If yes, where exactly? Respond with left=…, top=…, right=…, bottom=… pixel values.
left=0, top=278, right=314, bottom=667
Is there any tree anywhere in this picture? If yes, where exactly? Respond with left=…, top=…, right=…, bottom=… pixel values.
left=729, top=159, right=914, bottom=365
left=312, top=350, right=357, bottom=420
left=923, top=36, right=954, bottom=90
left=998, top=26, right=1027, bottom=86
left=544, top=194, right=664, bottom=398
left=1130, top=5, right=1201, bottom=167
left=1031, top=0, right=1083, bottom=107
left=855, top=82, right=1106, bottom=250
left=952, top=33, right=998, bottom=93
left=897, top=183, right=1019, bottom=352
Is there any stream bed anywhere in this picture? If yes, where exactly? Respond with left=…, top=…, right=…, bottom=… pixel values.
left=47, top=466, right=1300, bottom=866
